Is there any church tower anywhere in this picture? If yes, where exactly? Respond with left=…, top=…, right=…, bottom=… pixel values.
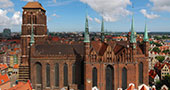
left=84, top=12, right=91, bottom=90
left=19, top=2, right=47, bottom=82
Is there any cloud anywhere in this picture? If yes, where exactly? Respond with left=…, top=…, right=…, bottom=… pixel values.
left=11, top=11, right=22, bottom=25
left=52, top=14, right=60, bottom=18
left=47, top=0, right=76, bottom=7
left=87, top=15, right=93, bottom=21
left=0, top=9, right=22, bottom=26
left=21, top=0, right=37, bottom=2
left=140, top=9, right=159, bottom=19
left=80, top=0, right=132, bottom=22
left=0, top=0, right=14, bottom=8
left=150, top=0, right=170, bottom=12
left=94, top=18, right=101, bottom=23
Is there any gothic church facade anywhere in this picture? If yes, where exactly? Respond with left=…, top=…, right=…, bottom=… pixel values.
left=19, top=2, right=149, bottom=90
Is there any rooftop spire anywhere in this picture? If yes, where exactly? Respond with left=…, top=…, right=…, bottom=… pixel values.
left=30, top=23, right=35, bottom=46
left=101, top=17, right=105, bottom=42
left=143, top=22, right=149, bottom=42
left=130, top=15, right=136, bottom=43
left=84, top=11, right=90, bottom=43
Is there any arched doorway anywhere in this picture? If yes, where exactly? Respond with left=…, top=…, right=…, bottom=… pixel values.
left=106, top=65, right=114, bottom=90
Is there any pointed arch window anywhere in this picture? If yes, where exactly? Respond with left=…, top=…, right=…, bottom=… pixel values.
left=36, top=62, right=42, bottom=84
left=46, top=64, right=50, bottom=87
left=92, top=67, right=97, bottom=87
left=27, top=15, right=31, bottom=24
left=72, top=63, right=76, bottom=84
left=139, top=62, right=143, bottom=85
left=55, top=63, right=59, bottom=87
left=106, top=65, right=114, bottom=90
left=64, top=63, right=68, bottom=86
left=122, top=67, right=127, bottom=90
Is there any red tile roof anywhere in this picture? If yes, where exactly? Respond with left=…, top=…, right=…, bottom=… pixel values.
left=0, top=74, right=10, bottom=85
left=0, top=64, right=8, bottom=70
left=13, top=64, right=19, bottom=69
left=8, top=80, right=32, bottom=90
left=91, top=41, right=108, bottom=56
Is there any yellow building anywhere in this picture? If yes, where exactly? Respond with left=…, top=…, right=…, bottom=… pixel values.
left=161, top=63, right=170, bottom=79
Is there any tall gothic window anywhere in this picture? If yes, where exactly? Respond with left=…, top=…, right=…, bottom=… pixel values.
left=106, top=65, right=114, bottom=90
left=122, top=67, right=127, bottom=90
left=139, top=62, right=143, bottom=85
left=64, top=63, right=68, bottom=86
left=55, top=63, right=59, bottom=87
left=36, top=62, right=42, bottom=84
left=92, top=67, right=97, bottom=87
left=27, top=15, right=31, bottom=24
left=33, top=15, right=37, bottom=24
left=46, top=64, right=50, bottom=87
left=72, top=63, right=76, bottom=84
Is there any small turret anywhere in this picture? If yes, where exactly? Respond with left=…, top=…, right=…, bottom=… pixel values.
left=143, top=23, right=149, bottom=42
left=130, top=16, right=136, bottom=44
left=101, top=17, right=105, bottom=42
left=84, top=13, right=90, bottom=43
left=143, top=22, right=149, bottom=57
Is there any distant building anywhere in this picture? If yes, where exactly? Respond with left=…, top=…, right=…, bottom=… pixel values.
left=161, top=63, right=170, bottom=79
left=3, top=28, right=11, bottom=38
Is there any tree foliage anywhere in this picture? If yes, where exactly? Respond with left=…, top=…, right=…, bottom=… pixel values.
left=156, top=75, right=170, bottom=90
left=155, top=56, right=165, bottom=63
left=152, top=47, right=161, bottom=53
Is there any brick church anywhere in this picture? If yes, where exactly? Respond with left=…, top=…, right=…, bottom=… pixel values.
left=19, top=2, right=149, bottom=90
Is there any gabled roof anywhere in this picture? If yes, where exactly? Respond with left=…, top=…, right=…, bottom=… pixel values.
left=23, top=2, right=45, bottom=11
left=127, top=83, right=135, bottom=90
left=140, top=86, right=147, bottom=90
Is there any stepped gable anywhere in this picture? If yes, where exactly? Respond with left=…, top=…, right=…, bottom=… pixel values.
left=23, top=1, right=45, bottom=11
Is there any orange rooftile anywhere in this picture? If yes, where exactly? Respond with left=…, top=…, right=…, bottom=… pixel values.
left=13, top=64, right=19, bottom=69
left=0, top=74, right=10, bottom=85
left=23, top=2, right=45, bottom=11
left=8, top=80, right=32, bottom=90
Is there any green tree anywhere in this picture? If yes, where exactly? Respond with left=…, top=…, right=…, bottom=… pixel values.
left=152, top=47, right=161, bottom=53
left=155, top=56, right=165, bottom=63
left=156, top=75, right=170, bottom=90
left=162, top=49, right=170, bottom=54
